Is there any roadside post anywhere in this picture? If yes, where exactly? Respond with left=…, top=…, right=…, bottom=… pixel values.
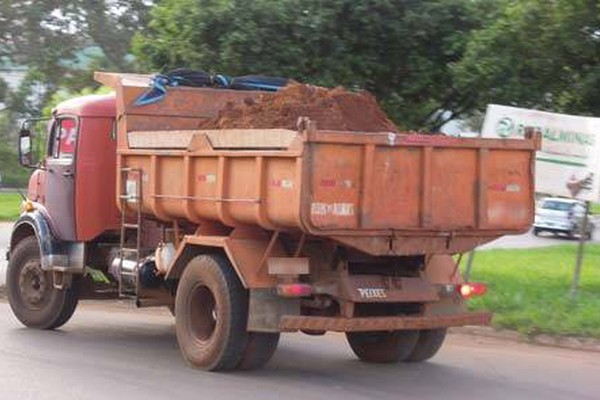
left=571, top=200, right=590, bottom=299
left=464, top=250, right=475, bottom=282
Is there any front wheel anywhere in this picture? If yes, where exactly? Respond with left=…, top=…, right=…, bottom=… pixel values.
left=6, top=236, right=79, bottom=329
left=346, top=330, right=419, bottom=363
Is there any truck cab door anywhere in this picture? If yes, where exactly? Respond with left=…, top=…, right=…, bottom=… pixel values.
left=44, top=117, right=78, bottom=241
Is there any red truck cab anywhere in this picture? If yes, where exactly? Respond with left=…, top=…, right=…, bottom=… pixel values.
left=27, top=94, right=119, bottom=242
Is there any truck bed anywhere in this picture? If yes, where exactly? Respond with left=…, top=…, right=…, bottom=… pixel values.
left=119, top=126, right=539, bottom=255
left=96, top=71, right=539, bottom=256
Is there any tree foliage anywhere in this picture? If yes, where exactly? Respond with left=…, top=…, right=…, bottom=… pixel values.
left=133, top=0, right=484, bottom=130
left=1, top=0, right=599, bottom=131
left=453, top=0, right=600, bottom=116
left=0, top=0, right=151, bottom=115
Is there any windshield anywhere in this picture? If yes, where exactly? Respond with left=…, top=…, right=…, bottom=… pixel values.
left=541, top=200, right=573, bottom=211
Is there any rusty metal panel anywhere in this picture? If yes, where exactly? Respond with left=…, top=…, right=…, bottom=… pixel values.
left=486, top=149, right=534, bottom=228
left=367, top=147, right=421, bottom=228
left=265, top=157, right=301, bottom=228
left=430, top=148, right=477, bottom=228
left=279, top=311, right=492, bottom=332
left=225, top=157, right=260, bottom=225
left=156, top=156, right=185, bottom=219
left=191, top=156, right=220, bottom=222
left=308, top=143, right=361, bottom=229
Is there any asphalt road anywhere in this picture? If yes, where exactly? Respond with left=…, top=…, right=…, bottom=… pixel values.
left=1, top=222, right=598, bottom=399
left=0, top=301, right=597, bottom=400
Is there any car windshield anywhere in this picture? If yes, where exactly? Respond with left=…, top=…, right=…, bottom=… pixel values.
left=541, top=200, right=573, bottom=211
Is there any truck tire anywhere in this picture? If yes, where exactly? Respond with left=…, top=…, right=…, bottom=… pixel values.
left=405, top=328, right=447, bottom=362
left=175, top=254, right=249, bottom=371
left=6, top=236, right=79, bottom=330
left=236, top=332, right=280, bottom=370
left=346, top=330, right=419, bottom=363
left=167, top=304, right=176, bottom=317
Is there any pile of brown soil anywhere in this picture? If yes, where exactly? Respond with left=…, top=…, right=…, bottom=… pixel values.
left=199, top=83, right=399, bottom=132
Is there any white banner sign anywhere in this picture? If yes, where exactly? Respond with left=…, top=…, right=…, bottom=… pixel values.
left=482, top=104, right=600, bottom=201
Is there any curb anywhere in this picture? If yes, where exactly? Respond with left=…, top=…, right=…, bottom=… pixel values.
left=451, top=325, right=600, bottom=353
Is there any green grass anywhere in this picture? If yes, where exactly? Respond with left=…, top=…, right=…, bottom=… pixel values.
left=462, top=245, right=600, bottom=338
left=0, top=192, right=22, bottom=221
left=590, top=203, right=600, bottom=214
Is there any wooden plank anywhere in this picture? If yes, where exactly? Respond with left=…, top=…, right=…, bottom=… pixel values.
left=207, top=129, right=297, bottom=149
left=128, top=130, right=196, bottom=149
left=127, top=129, right=299, bottom=150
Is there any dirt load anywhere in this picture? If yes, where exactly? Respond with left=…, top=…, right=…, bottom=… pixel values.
left=199, top=83, right=399, bottom=132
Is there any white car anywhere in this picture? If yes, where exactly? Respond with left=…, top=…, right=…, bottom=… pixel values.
left=533, top=197, right=594, bottom=239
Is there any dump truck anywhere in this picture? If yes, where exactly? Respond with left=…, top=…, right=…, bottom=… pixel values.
left=6, top=72, right=540, bottom=371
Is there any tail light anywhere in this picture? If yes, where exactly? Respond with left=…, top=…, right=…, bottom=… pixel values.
left=457, top=282, right=487, bottom=299
left=277, top=283, right=312, bottom=297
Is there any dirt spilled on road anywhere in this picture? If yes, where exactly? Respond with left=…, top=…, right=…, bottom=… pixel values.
left=199, top=83, right=399, bottom=132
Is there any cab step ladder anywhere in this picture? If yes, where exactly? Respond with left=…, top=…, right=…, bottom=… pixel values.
left=118, top=167, right=143, bottom=298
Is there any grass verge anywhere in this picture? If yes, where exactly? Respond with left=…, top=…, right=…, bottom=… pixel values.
left=0, top=192, right=21, bottom=221
left=462, top=244, right=600, bottom=338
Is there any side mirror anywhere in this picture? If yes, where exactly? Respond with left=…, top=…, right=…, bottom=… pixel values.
left=18, top=124, right=38, bottom=168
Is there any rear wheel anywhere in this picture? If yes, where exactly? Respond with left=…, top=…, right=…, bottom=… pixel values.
left=405, top=328, right=447, bottom=362
left=533, top=227, right=541, bottom=236
left=236, top=332, right=280, bottom=370
left=167, top=304, right=175, bottom=317
left=6, top=236, right=79, bottom=330
left=175, top=254, right=249, bottom=371
left=346, top=330, right=419, bottom=363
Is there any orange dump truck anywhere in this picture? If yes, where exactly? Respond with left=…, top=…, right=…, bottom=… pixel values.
left=6, top=72, right=540, bottom=370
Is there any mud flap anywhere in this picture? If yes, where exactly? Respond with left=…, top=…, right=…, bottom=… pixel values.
left=247, top=289, right=300, bottom=332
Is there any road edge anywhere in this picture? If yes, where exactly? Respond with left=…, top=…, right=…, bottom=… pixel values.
left=450, top=325, right=600, bottom=353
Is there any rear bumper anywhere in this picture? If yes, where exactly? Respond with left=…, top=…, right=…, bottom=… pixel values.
left=279, top=311, right=492, bottom=332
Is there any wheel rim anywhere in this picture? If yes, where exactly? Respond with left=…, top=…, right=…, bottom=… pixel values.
left=188, top=284, right=218, bottom=342
left=18, top=259, right=50, bottom=309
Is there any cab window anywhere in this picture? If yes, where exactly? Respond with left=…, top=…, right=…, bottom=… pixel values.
left=49, top=117, right=78, bottom=160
